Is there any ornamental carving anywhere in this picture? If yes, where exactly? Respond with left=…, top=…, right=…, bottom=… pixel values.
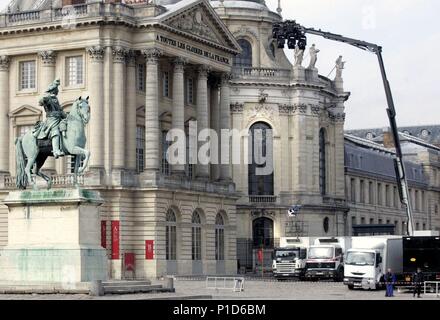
left=230, top=102, right=244, bottom=113
left=168, top=8, right=218, bottom=43
left=310, top=105, right=321, bottom=115
left=38, top=50, right=57, bottom=65
left=112, top=46, right=128, bottom=64
left=86, top=46, right=104, bottom=62
left=246, top=104, right=274, bottom=122
left=232, top=26, right=258, bottom=40
left=278, top=104, right=294, bottom=115
left=329, top=112, right=346, bottom=122
left=143, top=48, right=163, bottom=63
left=293, top=103, right=308, bottom=114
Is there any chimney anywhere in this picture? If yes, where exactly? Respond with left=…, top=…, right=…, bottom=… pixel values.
left=382, top=128, right=395, bottom=149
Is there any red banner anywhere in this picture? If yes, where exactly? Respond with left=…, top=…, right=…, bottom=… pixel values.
left=111, top=220, right=120, bottom=260
left=101, top=221, right=107, bottom=249
left=124, top=253, right=135, bottom=272
left=145, top=240, right=154, bottom=260
left=257, top=249, right=263, bottom=263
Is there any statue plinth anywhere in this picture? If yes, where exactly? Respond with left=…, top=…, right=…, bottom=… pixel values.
left=0, top=188, right=108, bottom=287
left=292, top=66, right=305, bottom=81
left=334, top=76, right=344, bottom=92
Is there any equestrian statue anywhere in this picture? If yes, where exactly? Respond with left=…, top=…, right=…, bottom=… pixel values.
left=15, top=79, right=91, bottom=190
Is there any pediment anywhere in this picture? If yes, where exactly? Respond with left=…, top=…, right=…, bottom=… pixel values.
left=9, top=105, right=42, bottom=118
left=159, top=0, right=241, bottom=53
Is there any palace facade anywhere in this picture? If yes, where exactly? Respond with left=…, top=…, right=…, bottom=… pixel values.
left=0, top=0, right=439, bottom=276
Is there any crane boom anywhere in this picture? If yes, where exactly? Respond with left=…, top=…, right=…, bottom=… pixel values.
left=273, top=22, right=414, bottom=236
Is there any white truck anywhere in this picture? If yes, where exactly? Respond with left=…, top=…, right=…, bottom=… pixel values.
left=272, top=237, right=311, bottom=280
left=343, top=236, right=402, bottom=290
left=304, top=237, right=351, bottom=281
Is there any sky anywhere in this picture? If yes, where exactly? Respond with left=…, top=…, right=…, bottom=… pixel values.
left=1, top=0, right=439, bottom=129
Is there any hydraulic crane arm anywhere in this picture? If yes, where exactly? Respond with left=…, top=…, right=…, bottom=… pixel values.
left=275, top=23, right=415, bottom=236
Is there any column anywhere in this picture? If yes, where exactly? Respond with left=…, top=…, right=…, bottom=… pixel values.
left=86, top=46, right=105, bottom=169
left=219, top=73, right=232, bottom=182
left=143, top=49, right=162, bottom=173
left=112, top=46, right=127, bottom=169
left=171, top=57, right=187, bottom=175
left=0, top=56, right=10, bottom=174
left=39, top=50, right=57, bottom=173
left=196, top=65, right=210, bottom=179
left=125, top=51, right=137, bottom=171
left=210, top=78, right=220, bottom=181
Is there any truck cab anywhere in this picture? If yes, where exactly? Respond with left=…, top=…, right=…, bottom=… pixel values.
left=305, top=244, right=345, bottom=281
left=344, top=249, right=383, bottom=290
left=272, top=237, right=309, bottom=280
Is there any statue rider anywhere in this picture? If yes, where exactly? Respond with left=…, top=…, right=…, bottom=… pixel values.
left=33, top=79, right=67, bottom=159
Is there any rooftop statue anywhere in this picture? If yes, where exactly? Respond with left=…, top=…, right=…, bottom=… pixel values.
left=294, top=44, right=304, bottom=67
left=308, top=44, right=320, bottom=69
left=335, top=55, right=346, bottom=79
left=15, top=79, right=91, bottom=190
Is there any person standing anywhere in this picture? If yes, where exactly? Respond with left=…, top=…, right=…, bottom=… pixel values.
left=384, top=268, right=396, bottom=297
left=413, top=268, right=424, bottom=298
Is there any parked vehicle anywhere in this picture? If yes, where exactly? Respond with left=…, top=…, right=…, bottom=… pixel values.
left=272, top=237, right=310, bottom=280
left=304, top=237, right=351, bottom=282
left=344, top=236, right=402, bottom=290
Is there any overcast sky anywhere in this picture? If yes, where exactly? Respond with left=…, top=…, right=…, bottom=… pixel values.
left=1, top=0, right=439, bottom=129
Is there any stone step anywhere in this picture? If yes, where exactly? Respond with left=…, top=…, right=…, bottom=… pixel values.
left=103, top=284, right=173, bottom=295
left=102, top=280, right=151, bottom=287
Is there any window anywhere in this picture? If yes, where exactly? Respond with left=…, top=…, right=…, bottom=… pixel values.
left=350, top=178, right=356, bottom=203
left=162, top=131, right=171, bottom=176
left=394, top=186, right=399, bottom=208
left=415, top=190, right=419, bottom=211
left=323, top=217, right=330, bottom=234
left=423, top=223, right=426, bottom=230
left=19, top=60, right=36, bottom=90
left=395, top=221, right=399, bottom=234
left=378, top=219, right=383, bottom=225
left=377, top=183, right=383, bottom=206
left=186, top=134, right=194, bottom=179
left=66, top=156, right=84, bottom=174
left=163, top=71, right=170, bottom=97
left=385, top=185, right=390, bottom=207
left=319, top=128, right=327, bottom=195
left=215, top=213, right=225, bottom=261
left=166, top=209, right=177, bottom=261
left=191, top=211, right=202, bottom=261
left=65, top=56, right=83, bottom=87
left=361, top=217, right=366, bottom=225
left=369, top=181, right=374, bottom=205
left=136, top=126, right=145, bottom=173
left=234, top=39, right=252, bottom=68
left=360, top=180, right=365, bottom=203
left=137, top=64, right=146, bottom=92
left=248, top=122, right=274, bottom=196
left=416, top=223, right=419, bottom=231
left=370, top=218, right=374, bottom=225
left=187, top=78, right=194, bottom=104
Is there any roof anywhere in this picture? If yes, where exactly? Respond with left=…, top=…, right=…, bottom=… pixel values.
left=346, top=125, right=440, bottom=146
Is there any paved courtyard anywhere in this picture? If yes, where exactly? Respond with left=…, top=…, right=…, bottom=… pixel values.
left=0, top=278, right=439, bottom=300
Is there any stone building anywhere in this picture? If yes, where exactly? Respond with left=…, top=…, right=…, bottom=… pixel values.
left=0, top=0, right=439, bottom=277
left=0, top=0, right=243, bottom=279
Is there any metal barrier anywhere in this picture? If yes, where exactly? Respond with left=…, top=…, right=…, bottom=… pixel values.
left=424, top=281, right=440, bottom=297
left=206, top=277, right=245, bottom=292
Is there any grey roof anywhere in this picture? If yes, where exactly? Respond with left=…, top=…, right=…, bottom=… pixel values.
left=344, top=135, right=427, bottom=186
left=346, top=125, right=440, bottom=146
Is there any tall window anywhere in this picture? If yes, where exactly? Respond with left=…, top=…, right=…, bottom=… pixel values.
left=19, top=61, right=36, bottom=90
left=136, top=126, right=145, bottom=173
left=319, top=128, right=327, bottom=195
left=163, top=71, right=170, bottom=97
left=360, top=180, right=365, bottom=203
left=377, top=183, right=383, bottom=206
left=369, top=181, right=374, bottom=204
left=233, top=39, right=252, bottom=68
left=162, top=131, right=171, bottom=176
left=248, top=122, right=274, bottom=196
left=186, top=78, right=194, bottom=104
left=191, top=211, right=202, bottom=261
left=137, top=63, right=146, bottom=92
left=385, top=185, right=391, bottom=207
left=186, top=134, right=194, bottom=179
left=66, top=56, right=84, bottom=87
left=350, top=178, right=356, bottom=203
left=166, top=209, right=177, bottom=261
left=215, top=213, right=225, bottom=261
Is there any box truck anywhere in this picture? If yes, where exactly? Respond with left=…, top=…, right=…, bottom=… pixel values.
left=272, top=237, right=311, bottom=280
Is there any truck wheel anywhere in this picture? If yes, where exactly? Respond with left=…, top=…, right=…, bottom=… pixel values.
left=334, top=269, right=344, bottom=282
left=347, top=284, right=354, bottom=290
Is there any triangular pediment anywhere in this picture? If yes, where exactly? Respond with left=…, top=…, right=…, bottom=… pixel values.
left=159, top=0, right=241, bottom=53
left=9, top=105, right=42, bottom=117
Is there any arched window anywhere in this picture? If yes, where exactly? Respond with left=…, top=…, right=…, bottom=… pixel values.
left=191, top=211, right=202, bottom=261
left=166, top=209, right=177, bottom=261
left=323, top=217, right=330, bottom=234
left=248, top=122, right=274, bottom=196
left=215, top=213, right=225, bottom=261
left=252, top=217, right=274, bottom=248
left=319, top=128, right=327, bottom=195
left=234, top=39, right=252, bottom=68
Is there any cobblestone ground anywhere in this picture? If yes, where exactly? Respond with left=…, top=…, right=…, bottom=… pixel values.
left=0, top=279, right=439, bottom=300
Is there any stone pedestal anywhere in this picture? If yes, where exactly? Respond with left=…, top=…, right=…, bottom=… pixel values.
left=292, top=66, right=305, bottom=81
left=0, top=188, right=107, bottom=285
left=334, top=77, right=344, bottom=92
